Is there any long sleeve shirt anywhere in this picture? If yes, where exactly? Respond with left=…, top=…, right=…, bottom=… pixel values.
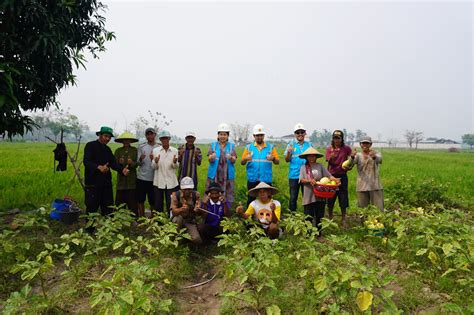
left=115, top=146, right=138, bottom=190
left=351, top=152, right=383, bottom=192
left=151, top=146, right=179, bottom=189
left=83, top=140, right=123, bottom=187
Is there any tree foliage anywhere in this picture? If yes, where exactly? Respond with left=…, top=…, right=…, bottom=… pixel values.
left=0, top=0, right=114, bottom=138
left=462, top=134, right=474, bottom=149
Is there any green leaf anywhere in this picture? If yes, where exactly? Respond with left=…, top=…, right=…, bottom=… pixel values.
left=112, top=241, right=123, bottom=250
left=124, top=246, right=132, bottom=254
left=266, top=304, right=281, bottom=315
left=21, top=268, right=39, bottom=281
left=442, top=243, right=453, bottom=256
left=314, top=277, right=327, bottom=293
left=416, top=248, right=428, bottom=256
left=119, top=290, right=134, bottom=305
left=428, top=251, right=438, bottom=264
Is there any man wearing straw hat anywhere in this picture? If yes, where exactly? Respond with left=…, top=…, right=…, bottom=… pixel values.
left=236, top=182, right=282, bottom=239
left=83, top=126, right=130, bottom=221
left=114, top=131, right=139, bottom=215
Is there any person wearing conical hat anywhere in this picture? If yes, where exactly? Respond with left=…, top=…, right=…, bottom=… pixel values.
left=114, top=131, right=139, bottom=215
left=299, top=147, right=339, bottom=238
left=236, top=182, right=282, bottom=239
left=83, top=126, right=130, bottom=230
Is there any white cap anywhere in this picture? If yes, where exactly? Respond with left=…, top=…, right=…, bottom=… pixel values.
left=253, top=124, right=265, bottom=135
left=180, top=177, right=194, bottom=189
left=293, top=123, right=306, bottom=133
left=185, top=131, right=196, bottom=138
left=217, top=123, right=230, bottom=133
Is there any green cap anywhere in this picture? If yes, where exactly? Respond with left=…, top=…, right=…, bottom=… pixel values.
left=115, top=131, right=138, bottom=143
left=96, top=126, right=114, bottom=137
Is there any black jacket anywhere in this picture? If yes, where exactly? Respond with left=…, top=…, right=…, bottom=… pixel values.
left=83, top=140, right=123, bottom=187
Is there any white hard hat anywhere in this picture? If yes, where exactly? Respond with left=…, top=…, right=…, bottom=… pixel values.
left=294, top=123, right=306, bottom=133
left=180, top=177, right=194, bottom=189
left=217, top=123, right=230, bottom=133
left=253, top=124, right=265, bottom=135
left=185, top=131, right=196, bottom=138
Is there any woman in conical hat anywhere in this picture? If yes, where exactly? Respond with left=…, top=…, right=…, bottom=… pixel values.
left=236, top=182, right=282, bottom=239
left=114, top=131, right=139, bottom=215
left=299, top=147, right=339, bottom=238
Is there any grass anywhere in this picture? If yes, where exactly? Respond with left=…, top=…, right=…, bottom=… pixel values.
left=1, top=142, right=473, bottom=211
left=0, top=142, right=473, bottom=313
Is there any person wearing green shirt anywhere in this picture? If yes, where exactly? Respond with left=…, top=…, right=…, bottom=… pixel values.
left=114, top=132, right=139, bottom=215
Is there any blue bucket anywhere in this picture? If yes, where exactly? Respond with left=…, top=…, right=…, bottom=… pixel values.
left=50, top=199, right=73, bottom=220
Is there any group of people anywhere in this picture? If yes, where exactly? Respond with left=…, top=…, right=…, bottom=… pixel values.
left=83, top=123, right=383, bottom=241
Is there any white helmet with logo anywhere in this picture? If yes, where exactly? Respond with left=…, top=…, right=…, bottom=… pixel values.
left=253, top=124, right=265, bottom=135
left=217, top=123, right=230, bottom=133
left=293, top=123, right=306, bottom=133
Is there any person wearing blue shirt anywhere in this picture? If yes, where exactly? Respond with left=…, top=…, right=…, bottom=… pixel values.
left=284, top=123, right=312, bottom=212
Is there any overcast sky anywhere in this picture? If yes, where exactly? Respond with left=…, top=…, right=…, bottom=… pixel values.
left=57, top=0, right=473, bottom=141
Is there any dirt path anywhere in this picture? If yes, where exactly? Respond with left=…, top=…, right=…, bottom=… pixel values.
left=175, top=266, right=223, bottom=314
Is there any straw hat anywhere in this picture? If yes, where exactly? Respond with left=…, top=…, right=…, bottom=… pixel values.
left=299, top=147, right=324, bottom=159
left=248, top=182, right=279, bottom=197
left=115, top=131, right=138, bottom=143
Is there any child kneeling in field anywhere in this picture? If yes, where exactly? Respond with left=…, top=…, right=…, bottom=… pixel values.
left=236, top=182, right=282, bottom=239
left=196, top=182, right=230, bottom=243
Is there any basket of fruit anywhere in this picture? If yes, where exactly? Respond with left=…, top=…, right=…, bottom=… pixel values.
left=313, top=177, right=340, bottom=199
left=364, top=218, right=385, bottom=236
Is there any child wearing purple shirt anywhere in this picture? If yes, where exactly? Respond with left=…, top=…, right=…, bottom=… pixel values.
left=197, top=182, right=230, bottom=243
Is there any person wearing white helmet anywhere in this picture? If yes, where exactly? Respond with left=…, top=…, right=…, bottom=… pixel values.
left=206, top=123, right=237, bottom=210
left=284, top=123, right=312, bottom=212
left=152, top=130, right=179, bottom=214
left=241, top=124, right=280, bottom=206
left=171, top=176, right=202, bottom=244
left=177, top=131, right=202, bottom=189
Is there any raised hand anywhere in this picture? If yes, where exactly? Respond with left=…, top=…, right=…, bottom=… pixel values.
left=218, top=192, right=225, bottom=203
left=351, top=147, right=357, bottom=158
left=122, top=165, right=130, bottom=176
left=173, top=155, right=178, bottom=164
left=154, top=154, right=160, bottom=163
left=236, top=202, right=244, bottom=215
left=270, top=202, right=276, bottom=211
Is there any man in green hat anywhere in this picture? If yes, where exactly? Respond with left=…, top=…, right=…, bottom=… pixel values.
left=83, top=126, right=130, bottom=225
left=114, top=131, right=139, bottom=215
